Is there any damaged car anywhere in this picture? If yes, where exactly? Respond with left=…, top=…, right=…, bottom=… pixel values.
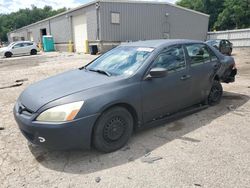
left=14, top=39, right=237, bottom=153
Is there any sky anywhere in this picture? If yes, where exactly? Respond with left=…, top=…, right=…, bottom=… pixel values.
left=0, top=0, right=177, bottom=14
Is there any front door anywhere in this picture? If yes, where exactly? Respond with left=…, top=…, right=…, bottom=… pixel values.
left=11, top=43, right=25, bottom=55
left=141, top=45, right=192, bottom=123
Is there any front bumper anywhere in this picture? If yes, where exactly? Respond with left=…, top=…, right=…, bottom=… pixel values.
left=13, top=103, right=99, bottom=150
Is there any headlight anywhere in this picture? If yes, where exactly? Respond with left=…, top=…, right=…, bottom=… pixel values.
left=36, top=101, right=84, bottom=122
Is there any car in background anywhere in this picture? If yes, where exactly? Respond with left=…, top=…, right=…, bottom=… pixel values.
left=14, top=39, right=237, bottom=153
left=206, top=39, right=233, bottom=56
left=0, top=41, right=38, bottom=58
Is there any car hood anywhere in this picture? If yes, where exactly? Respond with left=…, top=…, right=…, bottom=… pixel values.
left=0, top=47, right=8, bottom=52
left=19, top=69, right=122, bottom=112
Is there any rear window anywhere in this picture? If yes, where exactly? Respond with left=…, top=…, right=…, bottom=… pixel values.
left=23, top=42, right=33, bottom=46
left=186, top=44, right=211, bottom=66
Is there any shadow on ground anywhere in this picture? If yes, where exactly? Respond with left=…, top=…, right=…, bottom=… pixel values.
left=29, top=91, right=249, bottom=174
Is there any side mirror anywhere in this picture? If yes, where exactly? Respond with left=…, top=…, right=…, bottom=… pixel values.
left=148, top=67, right=168, bottom=78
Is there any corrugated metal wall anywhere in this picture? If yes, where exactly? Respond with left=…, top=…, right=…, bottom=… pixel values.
left=8, top=4, right=97, bottom=50
left=207, top=28, right=250, bottom=47
left=99, top=2, right=209, bottom=42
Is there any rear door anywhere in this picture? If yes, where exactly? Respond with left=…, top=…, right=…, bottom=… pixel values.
left=11, top=43, right=24, bottom=55
left=141, top=45, right=193, bottom=123
left=22, top=42, right=34, bottom=53
left=185, top=43, right=219, bottom=104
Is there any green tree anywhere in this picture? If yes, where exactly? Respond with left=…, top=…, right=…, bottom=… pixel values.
left=176, top=0, right=225, bottom=31
left=214, top=0, right=250, bottom=30
left=176, top=0, right=250, bottom=31
left=0, top=6, right=67, bottom=42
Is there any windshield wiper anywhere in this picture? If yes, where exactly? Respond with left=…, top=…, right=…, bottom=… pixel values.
left=88, top=69, right=112, bottom=77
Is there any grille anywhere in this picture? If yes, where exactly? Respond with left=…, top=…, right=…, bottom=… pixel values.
left=17, top=103, right=34, bottom=116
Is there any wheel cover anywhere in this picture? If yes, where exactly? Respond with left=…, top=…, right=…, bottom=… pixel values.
left=103, top=116, right=126, bottom=142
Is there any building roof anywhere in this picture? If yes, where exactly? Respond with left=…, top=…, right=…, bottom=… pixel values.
left=101, top=0, right=209, bottom=17
left=9, top=0, right=209, bottom=34
left=121, top=39, right=204, bottom=48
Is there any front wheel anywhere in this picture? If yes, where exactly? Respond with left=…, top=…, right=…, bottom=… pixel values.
left=208, top=80, right=223, bottom=105
left=5, top=52, right=12, bottom=58
left=93, top=107, right=133, bottom=153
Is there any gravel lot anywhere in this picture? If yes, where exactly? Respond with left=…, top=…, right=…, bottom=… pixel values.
left=0, top=49, right=250, bottom=188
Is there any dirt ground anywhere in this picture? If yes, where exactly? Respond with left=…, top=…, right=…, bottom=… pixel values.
left=0, top=49, right=250, bottom=188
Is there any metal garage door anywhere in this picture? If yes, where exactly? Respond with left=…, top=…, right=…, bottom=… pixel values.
left=73, top=14, right=87, bottom=53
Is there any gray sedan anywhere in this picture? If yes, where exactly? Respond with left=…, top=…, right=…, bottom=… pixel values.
left=14, top=39, right=237, bottom=153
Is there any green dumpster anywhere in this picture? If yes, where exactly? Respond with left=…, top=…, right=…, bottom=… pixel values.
left=42, top=35, right=55, bottom=52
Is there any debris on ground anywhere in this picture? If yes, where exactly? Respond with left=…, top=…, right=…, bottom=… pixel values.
left=227, top=105, right=237, bottom=111
left=179, top=137, right=201, bottom=143
left=95, top=177, right=101, bottom=183
left=16, top=78, right=28, bottom=83
left=0, top=83, right=23, bottom=89
left=144, top=152, right=151, bottom=157
left=0, top=78, right=29, bottom=89
left=0, top=127, right=5, bottom=130
left=141, top=156, right=163, bottom=164
left=194, top=183, right=202, bottom=187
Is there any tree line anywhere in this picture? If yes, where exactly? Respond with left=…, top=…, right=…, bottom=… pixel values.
left=0, top=5, right=66, bottom=42
left=177, top=0, right=250, bottom=31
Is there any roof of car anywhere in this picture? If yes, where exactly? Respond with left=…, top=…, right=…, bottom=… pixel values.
left=15, top=41, right=34, bottom=43
left=120, top=39, right=205, bottom=48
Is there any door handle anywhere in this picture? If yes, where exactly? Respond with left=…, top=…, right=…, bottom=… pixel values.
left=213, top=64, right=220, bottom=69
left=180, top=75, right=191, bottom=80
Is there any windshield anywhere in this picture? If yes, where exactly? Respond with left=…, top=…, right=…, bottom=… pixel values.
left=86, top=46, right=154, bottom=76
left=8, top=42, right=16, bottom=47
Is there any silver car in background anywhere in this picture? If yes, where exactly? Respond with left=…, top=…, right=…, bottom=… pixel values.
left=0, top=41, right=38, bottom=58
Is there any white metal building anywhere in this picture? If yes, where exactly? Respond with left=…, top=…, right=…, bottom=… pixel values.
left=8, top=0, right=209, bottom=52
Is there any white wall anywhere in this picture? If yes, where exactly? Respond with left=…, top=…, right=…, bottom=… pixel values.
left=207, top=28, right=250, bottom=47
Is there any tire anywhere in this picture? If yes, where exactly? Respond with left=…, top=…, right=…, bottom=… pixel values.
left=93, top=107, right=133, bottom=153
left=30, top=49, right=37, bottom=55
left=5, top=52, right=12, bottom=58
left=208, top=80, right=223, bottom=106
left=228, top=49, right=232, bottom=56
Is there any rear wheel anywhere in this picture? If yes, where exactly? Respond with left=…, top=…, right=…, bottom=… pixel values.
left=208, top=80, right=223, bottom=105
left=5, top=52, right=12, bottom=58
left=30, top=49, right=37, bottom=55
left=93, top=107, right=133, bottom=153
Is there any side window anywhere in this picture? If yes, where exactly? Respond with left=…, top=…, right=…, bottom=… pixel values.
left=186, top=44, right=211, bottom=66
left=13, top=43, right=24, bottom=49
left=23, top=43, right=33, bottom=47
left=207, top=47, right=219, bottom=61
left=221, top=40, right=226, bottom=47
left=153, top=45, right=186, bottom=72
left=225, top=40, right=231, bottom=47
